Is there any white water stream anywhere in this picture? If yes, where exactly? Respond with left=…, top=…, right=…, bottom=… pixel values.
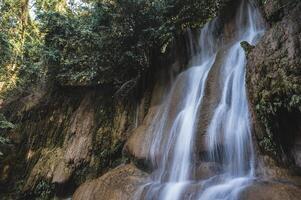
left=135, top=1, right=265, bottom=199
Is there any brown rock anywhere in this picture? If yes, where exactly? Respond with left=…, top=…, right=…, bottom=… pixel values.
left=124, top=106, right=159, bottom=161
left=263, top=0, right=282, bottom=21
left=125, top=72, right=191, bottom=163
left=64, top=95, right=94, bottom=165
left=196, top=42, right=235, bottom=155
left=196, top=162, right=221, bottom=180
left=262, top=0, right=297, bottom=22
left=0, top=164, right=10, bottom=183
left=52, top=161, right=72, bottom=184
left=72, top=164, right=148, bottom=200
left=239, top=180, right=301, bottom=200
left=247, top=2, right=301, bottom=167
left=24, top=148, right=70, bottom=191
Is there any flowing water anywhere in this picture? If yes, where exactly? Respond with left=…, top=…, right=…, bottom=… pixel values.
left=135, top=0, right=265, bottom=199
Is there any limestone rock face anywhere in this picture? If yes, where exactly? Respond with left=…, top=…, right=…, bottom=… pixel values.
left=22, top=93, right=96, bottom=191
left=0, top=89, right=137, bottom=198
left=64, top=94, right=94, bottom=165
left=24, top=148, right=71, bottom=191
left=247, top=1, right=301, bottom=168
left=124, top=106, right=159, bottom=162
left=239, top=180, right=301, bottom=200
left=73, top=164, right=148, bottom=200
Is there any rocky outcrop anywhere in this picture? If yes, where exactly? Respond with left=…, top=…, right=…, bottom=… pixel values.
left=124, top=63, right=189, bottom=166
left=22, top=94, right=96, bottom=191
left=239, top=180, right=301, bottom=200
left=124, top=106, right=159, bottom=163
left=246, top=1, right=301, bottom=170
left=0, top=88, right=138, bottom=198
left=24, top=148, right=71, bottom=191
left=262, top=0, right=298, bottom=23
left=72, top=164, right=148, bottom=200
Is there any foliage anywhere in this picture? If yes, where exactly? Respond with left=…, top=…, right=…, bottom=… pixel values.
left=251, top=54, right=301, bottom=160
left=0, top=0, right=44, bottom=97
left=0, top=113, right=14, bottom=157
left=0, top=114, right=15, bottom=130
left=0, top=0, right=226, bottom=96
left=42, top=0, right=225, bottom=89
left=0, top=33, right=11, bottom=67
left=33, top=180, right=55, bottom=200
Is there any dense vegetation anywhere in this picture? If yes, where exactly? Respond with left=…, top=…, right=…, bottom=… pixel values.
left=0, top=0, right=227, bottom=97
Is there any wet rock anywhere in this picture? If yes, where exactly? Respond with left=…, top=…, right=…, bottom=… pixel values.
left=247, top=2, right=301, bottom=167
left=196, top=162, right=221, bottom=180
left=239, top=180, right=301, bottom=200
left=125, top=71, right=194, bottom=165
left=196, top=46, right=230, bottom=155
left=72, top=164, right=148, bottom=200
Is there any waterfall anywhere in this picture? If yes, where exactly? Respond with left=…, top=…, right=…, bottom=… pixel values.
left=136, top=21, right=218, bottom=200
left=135, top=1, right=265, bottom=200
left=206, top=0, right=265, bottom=178
left=198, top=1, right=265, bottom=199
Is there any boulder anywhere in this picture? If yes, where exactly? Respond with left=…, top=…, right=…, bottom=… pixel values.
left=72, top=164, right=148, bottom=200
left=124, top=106, right=159, bottom=161
left=239, top=180, right=301, bottom=200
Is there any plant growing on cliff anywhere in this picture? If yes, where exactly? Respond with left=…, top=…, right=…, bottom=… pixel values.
left=33, top=180, right=55, bottom=200
left=0, top=114, right=14, bottom=130
left=41, top=0, right=226, bottom=90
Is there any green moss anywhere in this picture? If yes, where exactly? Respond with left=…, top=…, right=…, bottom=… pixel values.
left=240, top=41, right=254, bottom=54
left=259, top=134, right=277, bottom=156
left=250, top=59, right=301, bottom=163
left=33, top=180, right=55, bottom=200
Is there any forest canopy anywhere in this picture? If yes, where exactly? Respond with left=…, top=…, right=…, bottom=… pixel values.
left=0, top=0, right=227, bottom=97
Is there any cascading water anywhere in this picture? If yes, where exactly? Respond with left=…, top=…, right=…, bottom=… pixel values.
left=135, top=21, right=218, bottom=200
left=135, top=0, right=265, bottom=200
left=198, top=1, right=265, bottom=199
